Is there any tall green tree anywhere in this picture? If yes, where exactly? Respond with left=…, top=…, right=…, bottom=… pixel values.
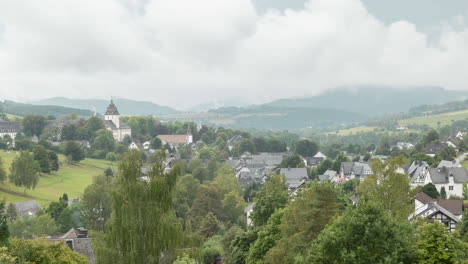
left=250, top=174, right=288, bottom=227
left=48, top=151, right=59, bottom=171
left=415, top=221, right=468, bottom=263
left=306, top=202, right=416, bottom=264
left=33, top=145, right=51, bottom=173
left=0, top=157, right=6, bottom=183
left=94, top=150, right=183, bottom=264
left=294, top=139, right=319, bottom=157
left=0, top=201, right=9, bottom=246
left=358, top=156, right=412, bottom=221
left=22, top=115, right=47, bottom=137
left=81, top=175, right=113, bottom=232
left=63, top=141, right=85, bottom=163
left=265, top=182, right=343, bottom=263
left=421, top=183, right=439, bottom=199
left=9, top=152, right=39, bottom=193
left=440, top=186, right=447, bottom=199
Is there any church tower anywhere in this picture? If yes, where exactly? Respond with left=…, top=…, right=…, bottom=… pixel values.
left=105, top=100, right=120, bottom=128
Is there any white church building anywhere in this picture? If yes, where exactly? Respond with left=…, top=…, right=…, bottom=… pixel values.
left=104, top=101, right=131, bottom=142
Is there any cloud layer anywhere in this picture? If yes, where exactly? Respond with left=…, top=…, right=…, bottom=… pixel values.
left=0, top=0, right=468, bottom=109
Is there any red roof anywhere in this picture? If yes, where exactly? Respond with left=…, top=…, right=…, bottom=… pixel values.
left=157, top=135, right=187, bottom=144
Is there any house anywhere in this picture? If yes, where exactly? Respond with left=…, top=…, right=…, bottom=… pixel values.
left=422, top=167, right=468, bottom=197
left=128, top=141, right=139, bottom=150
left=393, top=142, right=415, bottom=150
left=0, top=121, right=21, bottom=146
left=446, top=131, right=465, bottom=149
left=437, top=160, right=460, bottom=168
left=407, top=160, right=429, bottom=187
left=410, top=192, right=463, bottom=232
left=143, top=141, right=151, bottom=150
left=104, top=100, right=132, bottom=142
left=157, top=131, right=193, bottom=148
left=245, top=203, right=255, bottom=226
left=11, top=200, right=42, bottom=217
left=236, top=166, right=268, bottom=189
left=48, top=228, right=95, bottom=263
left=425, top=143, right=448, bottom=156
left=318, top=170, right=340, bottom=183
left=280, top=168, right=309, bottom=192
left=305, top=152, right=327, bottom=167
left=339, top=162, right=373, bottom=180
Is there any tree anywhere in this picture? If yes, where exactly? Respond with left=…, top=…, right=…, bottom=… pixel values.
left=250, top=174, right=288, bottom=227
left=0, top=201, right=9, bottom=246
left=150, top=137, right=162, bottom=150
left=46, top=197, right=68, bottom=222
left=422, top=129, right=440, bottom=146
left=94, top=150, right=183, bottom=264
left=279, top=154, right=305, bottom=168
left=104, top=167, right=114, bottom=177
left=0, top=157, right=6, bottom=183
left=81, top=175, right=112, bottom=232
left=232, top=139, right=256, bottom=156
left=63, top=141, right=85, bottom=163
left=358, top=156, right=413, bottom=221
left=92, top=129, right=115, bottom=156
left=48, top=151, right=59, bottom=171
left=265, top=182, right=343, bottom=263
left=9, top=152, right=39, bottom=193
left=6, top=204, right=17, bottom=222
left=199, top=147, right=215, bottom=160
left=415, top=221, right=468, bottom=263
left=306, top=202, right=416, bottom=264
left=437, top=147, right=457, bottom=161
left=295, top=139, right=319, bottom=157
left=174, top=174, right=200, bottom=219
left=246, top=209, right=284, bottom=264
left=61, top=124, right=77, bottom=140
left=440, top=186, right=447, bottom=199
left=105, top=152, right=117, bottom=163
left=7, top=238, right=89, bottom=263
left=33, top=145, right=51, bottom=173
left=221, top=191, right=246, bottom=226
left=411, top=152, right=435, bottom=166
left=83, top=116, right=104, bottom=141
left=22, top=115, right=47, bottom=137
left=210, top=164, right=242, bottom=199
left=187, top=186, right=225, bottom=231
left=421, top=183, right=439, bottom=199
left=9, top=214, right=58, bottom=239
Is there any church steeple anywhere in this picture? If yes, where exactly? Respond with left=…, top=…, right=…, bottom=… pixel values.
left=105, top=100, right=120, bottom=115
left=105, top=100, right=120, bottom=128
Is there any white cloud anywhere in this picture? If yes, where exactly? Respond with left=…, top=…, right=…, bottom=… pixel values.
left=0, top=0, right=468, bottom=110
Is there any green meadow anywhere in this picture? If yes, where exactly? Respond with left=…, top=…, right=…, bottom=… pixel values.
left=0, top=150, right=115, bottom=206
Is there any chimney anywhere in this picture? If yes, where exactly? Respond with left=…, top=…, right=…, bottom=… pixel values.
left=77, top=228, right=88, bottom=238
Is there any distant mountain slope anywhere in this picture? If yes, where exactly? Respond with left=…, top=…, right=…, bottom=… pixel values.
left=32, top=97, right=179, bottom=116
left=204, top=105, right=367, bottom=129
left=265, top=86, right=468, bottom=117
left=1, top=100, right=94, bottom=118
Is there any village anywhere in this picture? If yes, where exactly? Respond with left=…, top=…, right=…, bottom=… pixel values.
left=1, top=100, right=468, bottom=263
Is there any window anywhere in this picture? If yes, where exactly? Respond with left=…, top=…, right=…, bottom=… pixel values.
left=449, top=186, right=454, bottom=191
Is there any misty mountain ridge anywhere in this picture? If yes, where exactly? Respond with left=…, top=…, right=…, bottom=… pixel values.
left=264, top=86, right=468, bottom=117
left=32, top=97, right=178, bottom=116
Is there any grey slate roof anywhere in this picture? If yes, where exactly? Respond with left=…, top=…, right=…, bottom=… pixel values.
left=407, top=160, right=429, bottom=184
left=0, top=121, right=21, bottom=133
left=437, top=160, right=460, bottom=168
left=280, top=168, right=308, bottom=180
left=340, top=162, right=372, bottom=177
left=12, top=200, right=42, bottom=217
left=428, top=167, right=468, bottom=184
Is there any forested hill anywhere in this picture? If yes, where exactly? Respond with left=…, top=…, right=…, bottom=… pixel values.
left=207, top=105, right=366, bottom=129
left=1, top=100, right=94, bottom=118
left=32, top=97, right=179, bottom=116
left=265, top=86, right=468, bottom=117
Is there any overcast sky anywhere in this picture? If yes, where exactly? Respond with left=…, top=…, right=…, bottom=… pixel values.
left=1, top=0, right=468, bottom=110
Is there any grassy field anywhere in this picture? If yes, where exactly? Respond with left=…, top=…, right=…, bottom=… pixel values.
left=0, top=150, right=115, bottom=206
left=332, top=126, right=379, bottom=136
left=399, top=109, right=468, bottom=128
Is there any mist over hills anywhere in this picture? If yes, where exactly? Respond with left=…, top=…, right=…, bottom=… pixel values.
left=14, top=86, right=468, bottom=130
left=264, top=86, right=468, bottom=117
left=32, top=97, right=178, bottom=116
